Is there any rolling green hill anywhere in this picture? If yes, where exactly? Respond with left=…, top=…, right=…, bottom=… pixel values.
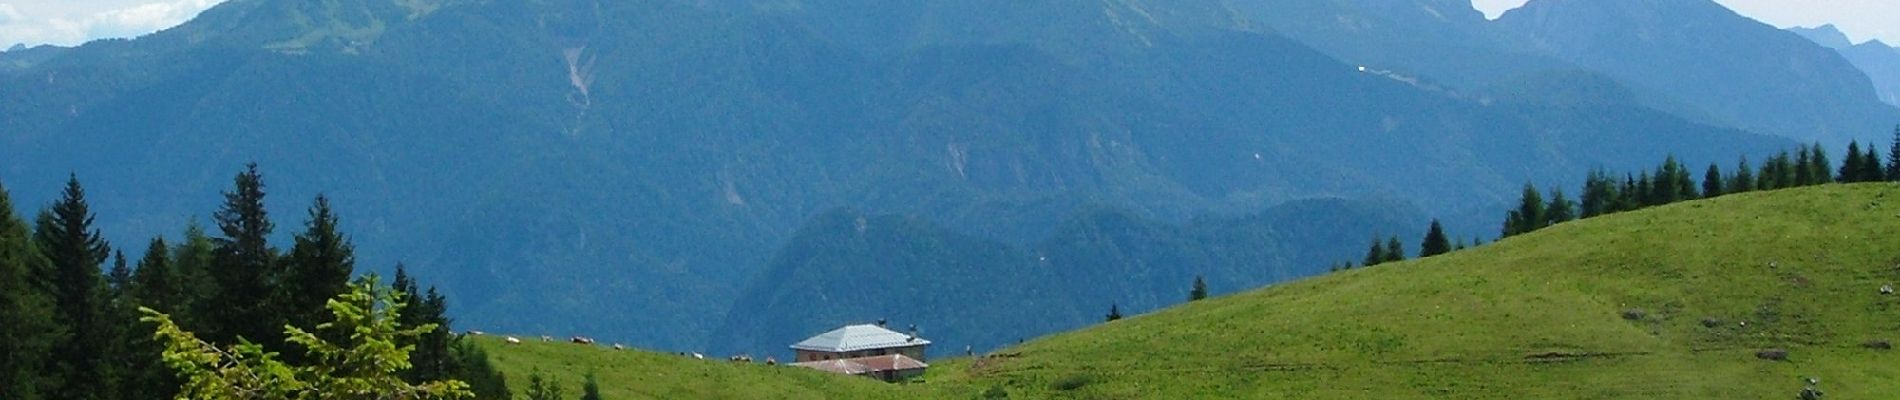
left=479, top=184, right=1900, bottom=398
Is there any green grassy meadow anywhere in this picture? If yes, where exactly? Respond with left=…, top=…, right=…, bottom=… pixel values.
left=480, top=184, right=1900, bottom=399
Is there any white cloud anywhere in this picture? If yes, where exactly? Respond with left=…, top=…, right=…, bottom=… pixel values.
left=0, top=0, right=226, bottom=48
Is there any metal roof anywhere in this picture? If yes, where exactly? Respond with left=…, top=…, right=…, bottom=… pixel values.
left=790, top=324, right=930, bottom=352
left=790, top=354, right=929, bottom=375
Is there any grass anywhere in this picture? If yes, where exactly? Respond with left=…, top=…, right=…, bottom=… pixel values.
left=480, top=184, right=1900, bottom=398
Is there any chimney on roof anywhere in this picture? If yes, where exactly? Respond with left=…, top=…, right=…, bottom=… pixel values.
left=907, top=324, right=918, bottom=342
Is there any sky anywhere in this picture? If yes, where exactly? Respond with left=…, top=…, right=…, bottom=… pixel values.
left=2, top=0, right=1898, bottom=49
left=1472, top=0, right=1899, bottom=44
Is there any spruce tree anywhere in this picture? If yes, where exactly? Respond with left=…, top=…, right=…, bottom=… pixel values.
left=1189, top=275, right=1208, bottom=301
left=32, top=175, right=112, bottom=400
left=1888, top=125, right=1900, bottom=181
left=1809, top=143, right=1832, bottom=184
left=126, top=238, right=184, bottom=400
left=1580, top=170, right=1611, bottom=218
left=1730, top=157, right=1756, bottom=193
left=1794, top=146, right=1815, bottom=186
left=453, top=340, right=510, bottom=400
left=1419, top=220, right=1451, bottom=258
left=1384, top=236, right=1405, bottom=263
left=168, top=223, right=215, bottom=328
left=1507, top=184, right=1546, bottom=236
left=1703, top=163, right=1725, bottom=198
left=1105, top=304, right=1122, bottom=322
left=1545, top=188, right=1577, bottom=225
left=1861, top=146, right=1884, bottom=182
left=581, top=372, right=603, bottom=400
left=1364, top=239, right=1386, bottom=267
left=207, top=163, right=281, bottom=347
left=0, top=181, right=60, bottom=400
left=524, top=370, right=564, bottom=400
left=1842, top=142, right=1865, bottom=182
left=281, top=195, right=355, bottom=345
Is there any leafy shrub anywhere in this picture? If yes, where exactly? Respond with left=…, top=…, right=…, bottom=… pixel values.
left=1051, top=374, right=1091, bottom=391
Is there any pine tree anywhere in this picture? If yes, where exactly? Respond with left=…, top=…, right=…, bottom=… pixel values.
left=1189, top=275, right=1208, bottom=301
left=1545, top=188, right=1577, bottom=225
left=1384, top=236, right=1405, bottom=263
left=280, top=195, right=355, bottom=347
left=32, top=175, right=112, bottom=400
left=1505, top=184, right=1546, bottom=236
left=1581, top=170, right=1619, bottom=218
left=1809, top=143, right=1832, bottom=184
left=1842, top=141, right=1865, bottom=182
left=1105, top=304, right=1123, bottom=322
left=1794, top=146, right=1815, bottom=186
left=1419, top=220, right=1451, bottom=258
left=1702, top=163, right=1725, bottom=198
left=1861, top=145, right=1884, bottom=182
left=1364, top=238, right=1386, bottom=267
left=1888, top=125, right=1900, bottom=181
left=0, top=181, right=61, bottom=400
left=168, top=224, right=215, bottom=329
left=207, top=163, right=280, bottom=347
left=100, top=250, right=134, bottom=400
left=523, top=370, right=564, bottom=400
left=452, top=340, right=510, bottom=400
left=1730, top=157, right=1756, bottom=193
left=127, top=238, right=184, bottom=400
left=580, top=372, right=603, bottom=400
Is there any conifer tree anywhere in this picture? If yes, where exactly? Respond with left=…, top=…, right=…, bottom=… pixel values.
left=581, top=372, right=603, bottom=400
left=1506, top=184, right=1546, bottom=236
left=1189, top=275, right=1208, bottom=301
left=1794, top=146, right=1815, bottom=186
left=32, top=175, right=113, bottom=400
left=452, top=340, right=510, bottom=400
left=169, top=224, right=215, bottom=328
left=1809, top=143, right=1832, bottom=184
left=1730, top=157, right=1756, bottom=193
left=0, top=181, right=60, bottom=400
left=1703, top=163, right=1725, bottom=198
left=1384, top=236, right=1405, bottom=263
left=1888, top=126, right=1900, bottom=181
left=1419, top=220, right=1451, bottom=258
left=1580, top=170, right=1615, bottom=218
left=281, top=195, right=355, bottom=347
left=1105, top=304, right=1123, bottom=322
left=127, top=238, right=184, bottom=400
left=1364, top=238, right=1386, bottom=267
left=1545, top=188, right=1577, bottom=225
left=1861, top=145, right=1884, bottom=182
left=1842, top=142, right=1865, bottom=182
left=524, top=370, right=564, bottom=400
left=207, top=163, right=281, bottom=347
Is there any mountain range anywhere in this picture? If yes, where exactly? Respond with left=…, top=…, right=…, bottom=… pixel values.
left=1790, top=24, right=1900, bottom=107
left=0, top=0, right=1889, bottom=354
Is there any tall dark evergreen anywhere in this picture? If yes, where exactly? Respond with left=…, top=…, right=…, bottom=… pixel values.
left=1545, top=188, right=1577, bottom=226
left=207, top=163, right=281, bottom=346
left=1702, top=163, right=1725, bottom=198
left=0, top=181, right=61, bottom=400
left=523, top=370, right=564, bottom=400
left=1888, top=126, right=1900, bottom=181
left=1841, top=141, right=1865, bottom=182
left=1730, top=157, right=1756, bottom=193
left=1105, top=304, right=1123, bottom=322
left=168, top=224, right=215, bottom=328
left=32, top=175, right=113, bottom=400
left=1503, top=184, right=1546, bottom=237
left=1580, top=170, right=1617, bottom=218
left=281, top=195, right=356, bottom=340
left=1419, top=220, right=1451, bottom=258
left=1808, top=143, right=1832, bottom=184
left=452, top=340, right=510, bottom=400
left=1794, top=146, right=1814, bottom=186
left=1364, top=238, right=1387, bottom=267
left=1860, top=146, right=1884, bottom=183
left=1189, top=275, right=1208, bottom=301
left=126, top=238, right=183, bottom=400
left=581, top=372, right=603, bottom=400
left=1384, top=236, right=1405, bottom=263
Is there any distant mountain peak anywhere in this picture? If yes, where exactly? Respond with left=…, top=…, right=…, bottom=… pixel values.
left=5, top=44, right=23, bottom=52
left=1789, top=24, right=1854, bottom=49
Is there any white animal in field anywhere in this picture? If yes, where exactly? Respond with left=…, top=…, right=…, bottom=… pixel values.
left=505, top=337, right=522, bottom=345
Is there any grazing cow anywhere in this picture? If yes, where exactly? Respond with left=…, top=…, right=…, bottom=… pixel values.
left=466, top=330, right=486, bottom=336
left=504, top=337, right=522, bottom=345
left=612, top=344, right=625, bottom=350
left=764, top=357, right=777, bottom=366
left=571, top=337, right=595, bottom=345
left=692, top=352, right=705, bottom=360
left=1882, top=285, right=1894, bottom=295
left=541, top=335, right=553, bottom=342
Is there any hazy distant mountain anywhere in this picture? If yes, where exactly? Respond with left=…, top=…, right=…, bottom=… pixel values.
left=1496, top=0, right=1899, bottom=145
left=1791, top=25, right=1900, bottom=107
left=0, top=0, right=1795, bottom=351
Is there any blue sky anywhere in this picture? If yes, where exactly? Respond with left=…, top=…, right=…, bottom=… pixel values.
left=3, top=0, right=1898, bottom=49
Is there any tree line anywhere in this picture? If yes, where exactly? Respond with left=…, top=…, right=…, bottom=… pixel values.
left=0, top=164, right=508, bottom=399
left=1503, top=129, right=1900, bottom=239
